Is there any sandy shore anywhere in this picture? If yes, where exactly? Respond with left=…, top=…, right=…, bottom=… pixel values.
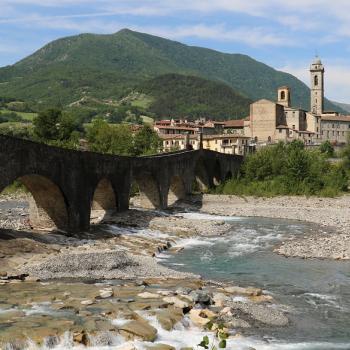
left=196, top=194, right=350, bottom=260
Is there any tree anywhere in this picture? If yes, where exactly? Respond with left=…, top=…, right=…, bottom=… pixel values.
left=320, top=140, right=335, bottom=158
left=33, top=108, right=75, bottom=141
left=86, top=119, right=134, bottom=155
left=342, top=135, right=350, bottom=170
left=132, top=125, right=161, bottom=156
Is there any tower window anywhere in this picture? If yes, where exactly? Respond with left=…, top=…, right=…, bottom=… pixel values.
left=280, top=91, right=286, bottom=100
left=314, top=75, right=319, bottom=86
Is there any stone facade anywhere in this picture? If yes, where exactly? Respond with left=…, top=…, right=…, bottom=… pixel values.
left=321, top=115, right=350, bottom=144
left=310, top=58, right=325, bottom=116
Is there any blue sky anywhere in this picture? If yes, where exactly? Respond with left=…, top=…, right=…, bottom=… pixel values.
left=1, top=0, right=350, bottom=102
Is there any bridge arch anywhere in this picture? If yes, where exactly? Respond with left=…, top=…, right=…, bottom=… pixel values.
left=194, top=157, right=211, bottom=191
left=1, top=174, right=69, bottom=231
left=213, top=160, right=222, bottom=186
left=91, top=178, right=117, bottom=222
left=133, top=173, right=161, bottom=209
left=168, top=175, right=186, bottom=206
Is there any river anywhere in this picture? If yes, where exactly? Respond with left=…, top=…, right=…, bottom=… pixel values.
left=159, top=213, right=350, bottom=350
left=1, top=210, right=349, bottom=350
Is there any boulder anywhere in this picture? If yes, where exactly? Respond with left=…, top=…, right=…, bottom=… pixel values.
left=156, top=307, right=183, bottom=331
left=99, top=289, right=114, bottom=299
left=115, top=343, right=137, bottom=350
left=146, top=344, right=175, bottom=350
left=189, top=309, right=217, bottom=327
left=189, top=290, right=211, bottom=305
left=213, top=293, right=230, bottom=307
left=224, top=286, right=262, bottom=297
left=163, top=296, right=190, bottom=309
left=138, top=292, right=161, bottom=299
left=118, top=319, right=158, bottom=342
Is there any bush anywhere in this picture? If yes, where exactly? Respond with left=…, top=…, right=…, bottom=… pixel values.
left=218, top=141, right=348, bottom=197
left=320, top=140, right=335, bottom=158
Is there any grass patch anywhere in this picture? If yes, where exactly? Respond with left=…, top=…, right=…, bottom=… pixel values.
left=1, top=181, right=27, bottom=196
left=0, top=108, right=37, bottom=121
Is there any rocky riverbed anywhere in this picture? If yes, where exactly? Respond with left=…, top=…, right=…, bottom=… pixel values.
left=194, top=194, right=350, bottom=260
left=0, top=193, right=349, bottom=348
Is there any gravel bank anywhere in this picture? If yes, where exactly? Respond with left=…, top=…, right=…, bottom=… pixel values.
left=23, top=250, right=198, bottom=280
left=197, top=194, right=350, bottom=260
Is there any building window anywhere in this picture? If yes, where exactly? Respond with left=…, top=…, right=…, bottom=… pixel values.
left=279, top=129, right=282, bottom=133
left=314, top=75, right=318, bottom=86
left=280, top=91, right=286, bottom=100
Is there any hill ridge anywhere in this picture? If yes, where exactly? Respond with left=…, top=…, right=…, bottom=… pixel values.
left=0, top=28, right=344, bottom=114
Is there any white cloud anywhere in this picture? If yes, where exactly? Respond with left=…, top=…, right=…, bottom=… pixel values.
left=130, top=24, right=297, bottom=47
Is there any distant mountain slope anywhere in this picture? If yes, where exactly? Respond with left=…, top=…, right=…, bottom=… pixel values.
left=138, top=73, right=251, bottom=119
left=0, top=29, right=343, bottom=113
left=331, top=101, right=350, bottom=113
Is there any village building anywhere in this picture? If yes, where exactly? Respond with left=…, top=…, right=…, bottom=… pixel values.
left=155, top=57, right=350, bottom=153
left=159, top=133, right=251, bottom=156
left=321, top=114, right=350, bottom=144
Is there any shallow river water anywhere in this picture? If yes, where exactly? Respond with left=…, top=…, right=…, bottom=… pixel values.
left=1, top=211, right=350, bottom=350
left=160, top=213, right=350, bottom=350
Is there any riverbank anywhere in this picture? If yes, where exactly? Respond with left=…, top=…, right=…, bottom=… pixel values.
left=0, top=194, right=349, bottom=348
left=194, top=194, right=350, bottom=260
left=0, top=200, right=291, bottom=349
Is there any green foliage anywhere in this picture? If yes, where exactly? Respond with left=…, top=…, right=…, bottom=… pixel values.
left=198, top=323, right=229, bottom=350
left=0, top=29, right=344, bottom=113
left=86, top=119, right=134, bottom=155
left=218, top=141, right=349, bottom=197
left=0, top=111, right=24, bottom=123
left=0, top=122, right=33, bottom=139
left=320, top=140, right=335, bottom=157
left=139, top=73, right=251, bottom=119
left=132, top=124, right=161, bottom=156
left=86, top=120, right=160, bottom=156
left=0, top=180, right=27, bottom=196
left=33, top=108, right=77, bottom=141
left=342, top=136, right=350, bottom=170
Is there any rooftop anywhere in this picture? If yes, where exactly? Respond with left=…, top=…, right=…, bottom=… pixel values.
left=321, top=115, right=350, bottom=122
left=224, top=119, right=245, bottom=127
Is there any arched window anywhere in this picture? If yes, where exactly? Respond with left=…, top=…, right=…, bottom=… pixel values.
left=314, top=75, right=318, bottom=86
left=280, top=91, right=286, bottom=100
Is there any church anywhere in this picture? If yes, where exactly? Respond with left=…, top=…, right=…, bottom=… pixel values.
left=244, top=58, right=350, bottom=145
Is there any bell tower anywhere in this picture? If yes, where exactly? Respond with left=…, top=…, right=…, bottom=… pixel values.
left=277, top=86, right=291, bottom=107
left=310, top=57, right=324, bottom=115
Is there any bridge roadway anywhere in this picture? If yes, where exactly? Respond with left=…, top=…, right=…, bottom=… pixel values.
left=0, top=135, right=243, bottom=232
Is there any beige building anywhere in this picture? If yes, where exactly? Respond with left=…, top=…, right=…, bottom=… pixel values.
left=242, top=58, right=329, bottom=145
left=321, top=114, right=350, bottom=144
left=160, top=134, right=250, bottom=155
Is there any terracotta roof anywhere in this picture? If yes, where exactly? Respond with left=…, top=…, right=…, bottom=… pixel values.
left=203, top=134, right=250, bottom=140
left=155, top=126, right=198, bottom=131
left=321, top=115, right=350, bottom=122
left=160, top=134, right=198, bottom=140
left=224, top=120, right=245, bottom=127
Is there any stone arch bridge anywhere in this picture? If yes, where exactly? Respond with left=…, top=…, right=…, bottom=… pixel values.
left=0, top=135, right=243, bottom=233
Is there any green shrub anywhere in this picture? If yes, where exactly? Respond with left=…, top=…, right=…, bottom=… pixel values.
left=218, top=141, right=349, bottom=197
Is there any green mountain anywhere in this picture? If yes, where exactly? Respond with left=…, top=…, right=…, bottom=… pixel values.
left=139, top=73, right=251, bottom=119
left=331, top=101, right=350, bottom=113
left=0, top=28, right=343, bottom=113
